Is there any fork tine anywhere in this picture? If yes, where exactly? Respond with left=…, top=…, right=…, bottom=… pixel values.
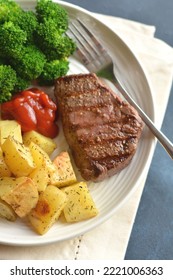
left=76, top=19, right=112, bottom=65
left=67, top=19, right=110, bottom=72
left=77, top=19, right=106, bottom=55
left=67, top=26, right=91, bottom=66
left=68, top=21, right=96, bottom=63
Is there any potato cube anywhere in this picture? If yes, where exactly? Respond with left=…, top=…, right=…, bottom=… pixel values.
left=0, top=198, right=17, bottom=222
left=62, top=182, right=98, bottom=222
left=0, top=177, right=38, bottom=218
left=28, top=185, right=67, bottom=235
left=50, top=151, right=77, bottom=187
left=23, top=130, right=56, bottom=155
left=29, top=142, right=55, bottom=172
left=1, top=136, right=35, bottom=177
left=0, top=120, right=22, bottom=144
left=0, top=147, right=12, bottom=177
left=0, top=177, right=23, bottom=197
left=29, top=166, right=51, bottom=192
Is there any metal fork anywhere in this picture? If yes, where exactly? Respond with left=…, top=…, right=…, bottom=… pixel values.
left=67, top=19, right=173, bottom=159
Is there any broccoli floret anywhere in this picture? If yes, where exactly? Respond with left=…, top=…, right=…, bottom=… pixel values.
left=35, top=19, right=76, bottom=60
left=43, top=35, right=76, bottom=61
left=11, top=45, right=46, bottom=81
left=36, top=0, right=68, bottom=33
left=12, top=11, right=38, bottom=43
left=0, top=56, right=8, bottom=65
left=38, top=59, right=69, bottom=85
left=0, top=0, right=22, bottom=24
left=13, top=76, right=29, bottom=93
left=0, top=64, right=17, bottom=103
left=0, top=21, right=27, bottom=58
left=0, top=0, right=76, bottom=100
left=0, top=2, right=37, bottom=43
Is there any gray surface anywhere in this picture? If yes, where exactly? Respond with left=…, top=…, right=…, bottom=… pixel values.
left=62, top=0, right=173, bottom=259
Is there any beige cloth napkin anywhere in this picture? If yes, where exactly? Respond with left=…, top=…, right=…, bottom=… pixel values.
left=1, top=14, right=173, bottom=260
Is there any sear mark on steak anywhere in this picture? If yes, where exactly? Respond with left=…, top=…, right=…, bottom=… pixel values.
left=54, top=73, right=144, bottom=182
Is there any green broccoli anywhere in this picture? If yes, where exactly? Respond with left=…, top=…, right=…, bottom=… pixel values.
left=0, top=0, right=22, bottom=24
left=11, top=45, right=46, bottom=81
left=0, top=21, right=27, bottom=58
left=38, top=59, right=69, bottom=85
left=12, top=11, right=38, bottom=43
left=36, top=0, right=68, bottom=33
left=0, top=65, right=17, bottom=103
left=0, top=0, right=76, bottom=102
left=0, top=56, right=9, bottom=66
left=11, top=11, right=38, bottom=43
left=0, top=1, right=38, bottom=43
left=13, top=76, right=29, bottom=93
left=35, top=19, right=76, bottom=60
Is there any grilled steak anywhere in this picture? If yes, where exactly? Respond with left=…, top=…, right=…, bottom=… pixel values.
left=55, top=73, right=144, bottom=182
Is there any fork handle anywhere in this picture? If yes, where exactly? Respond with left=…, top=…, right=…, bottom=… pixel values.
left=114, top=79, right=173, bottom=159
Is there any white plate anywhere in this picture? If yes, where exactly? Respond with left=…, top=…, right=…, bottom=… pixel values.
left=0, top=0, right=155, bottom=246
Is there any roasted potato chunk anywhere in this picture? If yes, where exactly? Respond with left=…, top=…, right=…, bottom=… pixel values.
left=0, top=147, right=12, bottom=177
left=0, top=120, right=22, bottom=145
left=29, top=142, right=55, bottom=172
left=62, top=182, right=98, bottom=222
left=0, top=177, right=22, bottom=197
left=23, top=130, right=57, bottom=155
left=0, top=177, right=38, bottom=218
left=0, top=198, right=17, bottom=222
left=1, top=136, right=35, bottom=177
left=29, top=166, right=51, bottom=192
left=28, top=185, right=67, bottom=235
left=51, top=151, right=77, bottom=187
